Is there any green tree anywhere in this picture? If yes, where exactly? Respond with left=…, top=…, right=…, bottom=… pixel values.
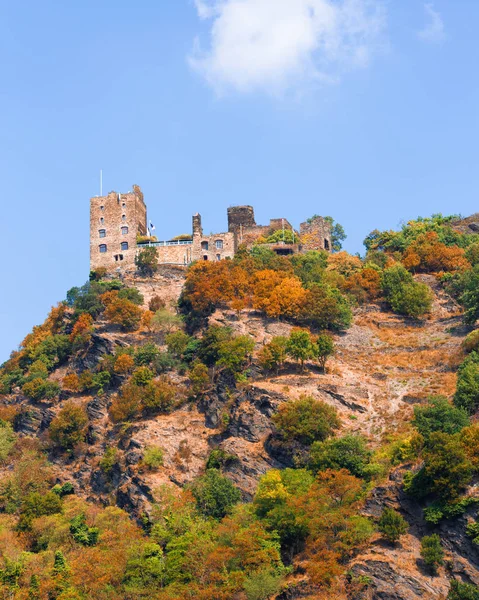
left=420, top=534, right=444, bottom=572
left=309, top=435, right=372, bottom=479
left=413, top=396, right=470, bottom=439
left=286, top=329, right=314, bottom=372
left=378, top=508, right=408, bottom=544
left=459, top=265, right=479, bottom=325
left=188, top=469, right=241, bottom=519
left=313, top=333, right=335, bottom=372
left=135, top=247, right=159, bottom=277
left=165, top=331, right=191, bottom=358
left=272, top=395, right=340, bottom=446
left=324, top=216, right=347, bottom=252
left=301, top=284, right=352, bottom=331
left=258, top=336, right=288, bottom=373
left=217, top=335, right=255, bottom=374
left=454, top=353, right=479, bottom=414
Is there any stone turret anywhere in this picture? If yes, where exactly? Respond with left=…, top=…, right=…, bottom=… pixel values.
left=227, top=205, right=256, bottom=234
left=192, top=213, right=203, bottom=237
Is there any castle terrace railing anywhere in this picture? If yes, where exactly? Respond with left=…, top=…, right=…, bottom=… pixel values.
left=137, top=240, right=193, bottom=247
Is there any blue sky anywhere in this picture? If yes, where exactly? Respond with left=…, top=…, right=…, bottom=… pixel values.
left=1, top=0, right=478, bottom=362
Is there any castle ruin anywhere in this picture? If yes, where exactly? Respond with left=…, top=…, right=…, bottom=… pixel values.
left=89, top=186, right=332, bottom=273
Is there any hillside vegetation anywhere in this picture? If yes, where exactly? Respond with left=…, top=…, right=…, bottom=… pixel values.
left=1, top=214, right=479, bottom=599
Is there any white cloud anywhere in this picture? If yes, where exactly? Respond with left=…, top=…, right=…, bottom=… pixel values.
left=418, top=3, right=445, bottom=44
left=189, top=0, right=386, bottom=95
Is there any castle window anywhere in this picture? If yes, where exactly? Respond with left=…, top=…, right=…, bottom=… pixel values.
left=100, top=217, right=104, bottom=225
left=99, top=244, right=107, bottom=253
left=121, top=242, right=129, bottom=251
left=201, top=241, right=209, bottom=251
left=121, top=226, right=129, bottom=235
left=122, top=202, right=126, bottom=208
left=216, top=254, right=221, bottom=261
left=324, top=239, right=330, bottom=251
left=122, top=215, right=127, bottom=222
left=203, top=255, right=208, bottom=261
left=99, top=229, right=106, bottom=238
left=215, top=240, right=223, bottom=250
left=100, top=205, right=104, bottom=211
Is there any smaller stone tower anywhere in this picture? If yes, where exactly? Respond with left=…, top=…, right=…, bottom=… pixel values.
left=90, top=186, right=147, bottom=273
left=299, top=216, right=332, bottom=252
left=227, top=206, right=256, bottom=234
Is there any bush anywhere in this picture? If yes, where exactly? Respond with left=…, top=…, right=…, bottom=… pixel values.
left=381, top=265, right=433, bottom=318
left=142, top=377, right=178, bottom=415
left=412, top=396, right=469, bottom=439
left=448, top=580, right=479, bottom=600
left=206, top=449, right=238, bottom=470
left=62, top=373, right=80, bottom=392
left=135, top=247, right=159, bottom=277
left=69, top=313, right=94, bottom=350
left=272, top=395, right=340, bottom=446
left=22, top=378, right=60, bottom=401
left=0, top=420, right=15, bottom=463
left=70, top=513, right=99, bottom=546
left=105, top=298, right=143, bottom=331
left=378, top=508, right=408, bottom=544
left=189, top=469, right=241, bottom=519
left=114, top=354, right=135, bottom=374
left=134, top=343, right=160, bottom=367
left=149, top=295, right=166, bottom=312
left=118, top=287, right=144, bottom=306
left=17, top=491, right=63, bottom=531
left=217, top=335, right=255, bottom=374
left=49, top=402, right=88, bottom=451
left=309, top=435, right=372, bottom=479
left=420, top=534, right=444, bottom=572
left=243, top=571, right=282, bottom=600
left=99, top=447, right=119, bottom=474
left=463, top=331, right=479, bottom=354
left=165, top=331, right=191, bottom=358
left=152, top=309, right=183, bottom=334
left=131, top=366, right=155, bottom=387
left=301, top=284, right=352, bottom=331
left=258, top=336, right=288, bottom=373
left=143, top=446, right=164, bottom=471
left=189, top=361, right=209, bottom=395
left=454, top=353, right=479, bottom=414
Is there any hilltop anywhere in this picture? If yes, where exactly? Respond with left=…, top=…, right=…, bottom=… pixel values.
left=1, top=214, right=479, bottom=599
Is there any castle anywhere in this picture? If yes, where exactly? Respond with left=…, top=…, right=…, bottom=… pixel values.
left=90, top=186, right=332, bottom=273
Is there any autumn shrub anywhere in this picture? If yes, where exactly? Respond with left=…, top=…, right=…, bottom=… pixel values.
left=109, top=384, right=142, bottom=423
left=49, top=402, right=88, bottom=452
left=402, top=232, right=470, bottom=273
left=272, top=395, right=340, bottom=446
left=152, top=309, right=183, bottom=334
left=149, top=295, right=166, bottom=312
left=189, top=361, right=209, bottom=395
left=114, top=353, right=135, bottom=374
left=62, top=373, right=80, bottom=392
left=69, top=313, right=94, bottom=350
left=104, top=298, right=143, bottom=331
left=344, top=267, right=381, bottom=303
left=141, top=377, right=178, bottom=414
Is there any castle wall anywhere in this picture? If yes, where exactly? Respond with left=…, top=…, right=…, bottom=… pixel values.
left=192, top=231, right=235, bottom=262
left=299, top=216, right=332, bottom=252
left=90, top=189, right=147, bottom=273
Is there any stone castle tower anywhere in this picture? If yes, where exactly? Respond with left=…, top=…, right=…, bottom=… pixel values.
left=90, top=185, right=147, bottom=273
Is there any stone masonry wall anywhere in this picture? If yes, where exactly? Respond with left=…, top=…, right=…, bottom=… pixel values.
left=299, top=216, right=332, bottom=252
left=90, top=189, right=147, bottom=273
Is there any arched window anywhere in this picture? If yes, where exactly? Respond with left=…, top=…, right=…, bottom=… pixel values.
left=324, top=239, right=330, bottom=251
left=99, top=229, right=106, bottom=238
left=100, top=205, right=104, bottom=211
left=121, top=226, right=129, bottom=235
left=122, top=214, right=127, bottom=222
left=215, top=240, right=223, bottom=250
left=99, top=244, right=107, bottom=253
left=99, top=217, right=104, bottom=225
left=216, top=254, right=221, bottom=261
left=201, top=241, right=209, bottom=251
left=122, top=202, right=126, bottom=208
left=121, top=242, right=129, bottom=251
